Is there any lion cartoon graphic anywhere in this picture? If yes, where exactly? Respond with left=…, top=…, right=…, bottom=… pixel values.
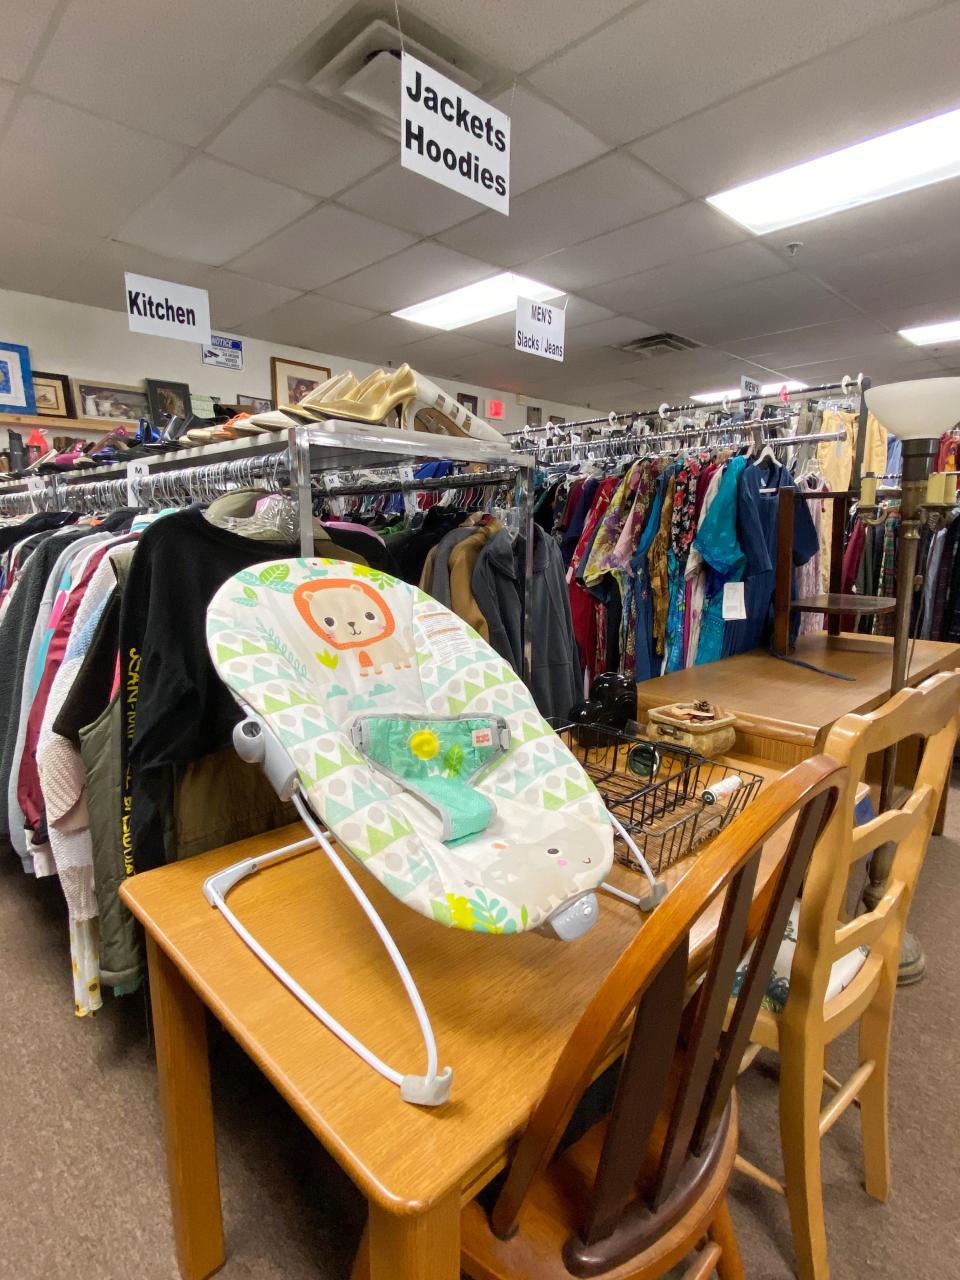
left=293, top=578, right=412, bottom=677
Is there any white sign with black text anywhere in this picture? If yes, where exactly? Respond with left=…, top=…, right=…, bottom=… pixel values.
left=740, top=375, right=762, bottom=400
left=400, top=53, right=509, bottom=214
left=515, top=296, right=566, bottom=362
left=201, top=333, right=244, bottom=371
left=125, top=272, right=211, bottom=345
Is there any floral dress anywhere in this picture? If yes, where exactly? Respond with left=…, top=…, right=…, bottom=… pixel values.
left=664, top=458, right=703, bottom=673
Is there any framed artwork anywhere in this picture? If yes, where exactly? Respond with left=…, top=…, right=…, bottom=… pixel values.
left=270, top=358, right=330, bottom=408
left=457, top=392, right=479, bottom=415
left=72, top=378, right=149, bottom=424
left=146, top=378, right=191, bottom=424
left=525, top=405, right=542, bottom=429
left=32, top=371, right=75, bottom=419
left=0, top=342, right=36, bottom=416
left=238, top=393, right=272, bottom=413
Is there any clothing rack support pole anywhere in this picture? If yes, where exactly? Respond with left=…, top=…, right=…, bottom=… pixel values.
left=827, top=496, right=846, bottom=637
left=289, top=426, right=313, bottom=557
left=850, top=374, right=872, bottom=498
left=772, top=489, right=795, bottom=654
left=520, top=463, right=535, bottom=689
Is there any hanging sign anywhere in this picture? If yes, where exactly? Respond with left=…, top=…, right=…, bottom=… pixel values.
left=124, top=272, right=211, bottom=345
left=740, top=374, right=761, bottom=405
left=400, top=53, right=509, bottom=214
left=201, top=333, right=244, bottom=371
left=515, top=296, right=566, bottom=362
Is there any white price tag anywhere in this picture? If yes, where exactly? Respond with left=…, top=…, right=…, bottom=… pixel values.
left=722, top=581, right=747, bottom=621
left=26, top=476, right=43, bottom=495
left=126, top=460, right=149, bottom=505
left=322, top=469, right=344, bottom=516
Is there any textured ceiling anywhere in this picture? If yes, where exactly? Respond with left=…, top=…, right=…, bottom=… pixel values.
left=3, top=0, right=960, bottom=410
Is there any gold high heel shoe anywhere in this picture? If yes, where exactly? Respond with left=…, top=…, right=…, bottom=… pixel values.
left=297, top=370, right=357, bottom=409
left=285, top=364, right=503, bottom=441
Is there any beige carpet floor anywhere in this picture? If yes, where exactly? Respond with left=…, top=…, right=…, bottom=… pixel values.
left=2, top=784, right=958, bottom=1279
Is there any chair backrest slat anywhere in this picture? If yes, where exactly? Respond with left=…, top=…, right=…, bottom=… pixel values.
left=490, top=755, right=844, bottom=1246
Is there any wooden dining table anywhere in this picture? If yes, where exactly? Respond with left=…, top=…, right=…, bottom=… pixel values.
left=121, top=755, right=786, bottom=1280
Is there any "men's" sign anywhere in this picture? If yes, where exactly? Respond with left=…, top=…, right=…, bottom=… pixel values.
left=125, top=272, right=211, bottom=345
left=515, top=296, right=565, bottom=362
left=401, top=53, right=509, bottom=215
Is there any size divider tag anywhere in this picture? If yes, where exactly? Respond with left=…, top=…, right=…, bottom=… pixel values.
left=26, top=476, right=46, bottom=508
left=322, top=468, right=345, bottom=517
left=399, top=463, right=419, bottom=518
left=722, top=581, right=747, bottom=621
left=126, top=460, right=149, bottom=505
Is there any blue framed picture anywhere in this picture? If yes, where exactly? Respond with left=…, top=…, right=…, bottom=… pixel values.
left=0, top=342, right=36, bottom=416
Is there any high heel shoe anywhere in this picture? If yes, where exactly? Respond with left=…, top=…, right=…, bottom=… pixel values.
left=296, top=370, right=358, bottom=409
left=284, top=370, right=394, bottom=423
left=287, top=364, right=503, bottom=442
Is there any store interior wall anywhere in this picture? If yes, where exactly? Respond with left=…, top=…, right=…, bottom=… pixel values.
left=3, top=288, right=590, bottom=438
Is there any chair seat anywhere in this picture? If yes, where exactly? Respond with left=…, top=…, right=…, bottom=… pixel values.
left=733, top=901, right=869, bottom=1015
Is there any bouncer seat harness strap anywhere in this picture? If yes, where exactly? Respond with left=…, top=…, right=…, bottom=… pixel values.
left=351, top=714, right=510, bottom=844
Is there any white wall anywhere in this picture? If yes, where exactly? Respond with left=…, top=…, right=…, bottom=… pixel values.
left=2, top=288, right=588, bottom=436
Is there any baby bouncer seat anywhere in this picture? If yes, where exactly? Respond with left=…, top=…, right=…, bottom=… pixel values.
left=205, top=558, right=664, bottom=1104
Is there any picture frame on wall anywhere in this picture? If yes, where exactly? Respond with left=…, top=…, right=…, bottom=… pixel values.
left=238, top=393, right=272, bottom=413
left=456, top=392, right=479, bottom=415
left=525, top=405, right=542, bottom=429
left=146, top=378, right=192, bottom=425
left=0, top=342, right=36, bottom=416
left=32, top=371, right=76, bottom=419
left=270, top=358, right=331, bottom=408
left=72, top=378, right=149, bottom=424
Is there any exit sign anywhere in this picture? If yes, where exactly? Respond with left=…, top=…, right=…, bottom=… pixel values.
left=486, top=398, right=505, bottom=420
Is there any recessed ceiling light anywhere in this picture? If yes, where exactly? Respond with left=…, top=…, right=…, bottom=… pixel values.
left=689, top=381, right=806, bottom=403
left=706, top=106, right=960, bottom=234
left=899, top=319, right=960, bottom=346
left=392, top=272, right=563, bottom=331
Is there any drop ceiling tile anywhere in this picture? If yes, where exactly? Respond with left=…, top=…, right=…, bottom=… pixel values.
left=458, top=313, right=521, bottom=346
left=203, top=270, right=302, bottom=331
left=762, top=176, right=960, bottom=269
left=581, top=241, right=789, bottom=318
left=529, top=0, right=932, bottom=144
left=318, top=242, right=496, bottom=312
left=321, top=312, right=446, bottom=363
left=337, top=162, right=481, bottom=235
left=0, top=83, right=15, bottom=121
left=640, top=273, right=860, bottom=346
left=522, top=202, right=746, bottom=293
left=816, top=232, right=960, bottom=312
left=0, top=215, right=209, bottom=312
left=873, top=297, right=960, bottom=331
left=229, top=205, right=416, bottom=292
left=629, top=3, right=960, bottom=194
left=785, top=353, right=944, bottom=385
left=0, top=95, right=187, bottom=236
left=400, top=0, right=641, bottom=72
left=116, top=156, right=316, bottom=267
left=206, top=88, right=396, bottom=198
left=242, top=294, right=378, bottom=348
left=488, top=86, right=608, bottom=195
left=1, top=0, right=58, bottom=81
left=564, top=316, right=662, bottom=350
left=32, top=0, right=341, bottom=145
left=438, top=154, right=683, bottom=268
left=724, top=318, right=891, bottom=365
left=565, top=298, right=617, bottom=328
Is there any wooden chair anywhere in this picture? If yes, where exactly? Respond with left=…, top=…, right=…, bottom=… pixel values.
left=734, top=670, right=960, bottom=1280
left=456, top=755, right=844, bottom=1280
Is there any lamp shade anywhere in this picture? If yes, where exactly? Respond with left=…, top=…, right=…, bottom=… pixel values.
left=865, top=377, right=960, bottom=439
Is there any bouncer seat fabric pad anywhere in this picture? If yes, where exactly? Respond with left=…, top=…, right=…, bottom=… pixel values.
left=206, top=558, right=613, bottom=934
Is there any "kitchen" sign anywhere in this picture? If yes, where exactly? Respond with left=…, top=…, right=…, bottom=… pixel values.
left=125, top=272, right=212, bottom=345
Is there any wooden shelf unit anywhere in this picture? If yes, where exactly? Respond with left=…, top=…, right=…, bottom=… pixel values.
left=791, top=593, right=896, bottom=615
left=0, top=412, right=113, bottom=433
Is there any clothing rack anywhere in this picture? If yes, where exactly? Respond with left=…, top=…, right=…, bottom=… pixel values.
left=530, top=419, right=847, bottom=464
left=504, top=376, right=867, bottom=439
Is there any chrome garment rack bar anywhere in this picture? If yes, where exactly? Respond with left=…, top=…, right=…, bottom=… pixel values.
left=507, top=374, right=867, bottom=439
left=532, top=420, right=847, bottom=463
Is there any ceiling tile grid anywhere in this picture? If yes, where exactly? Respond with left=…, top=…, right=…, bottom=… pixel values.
left=3, top=0, right=960, bottom=409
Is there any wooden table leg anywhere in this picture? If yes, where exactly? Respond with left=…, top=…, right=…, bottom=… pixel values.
left=147, top=934, right=226, bottom=1280
left=367, top=1190, right=460, bottom=1280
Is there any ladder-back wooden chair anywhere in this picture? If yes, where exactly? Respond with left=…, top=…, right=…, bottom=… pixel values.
left=735, top=670, right=960, bottom=1280
left=458, top=755, right=844, bottom=1280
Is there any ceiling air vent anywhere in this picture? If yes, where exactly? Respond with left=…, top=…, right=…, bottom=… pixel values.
left=614, top=333, right=701, bottom=359
left=307, top=19, right=481, bottom=140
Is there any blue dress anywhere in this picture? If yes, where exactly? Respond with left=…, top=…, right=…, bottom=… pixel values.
left=694, top=457, right=747, bottom=665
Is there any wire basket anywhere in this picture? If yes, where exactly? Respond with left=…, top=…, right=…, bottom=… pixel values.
left=551, top=720, right=763, bottom=875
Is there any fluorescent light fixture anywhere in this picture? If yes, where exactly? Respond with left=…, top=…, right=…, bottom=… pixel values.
left=707, top=106, right=960, bottom=234
left=392, top=272, right=563, bottom=331
left=690, top=381, right=806, bottom=403
left=899, top=319, right=960, bottom=346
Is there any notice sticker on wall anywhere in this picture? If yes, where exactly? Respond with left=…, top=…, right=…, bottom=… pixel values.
left=400, top=53, right=510, bottom=214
